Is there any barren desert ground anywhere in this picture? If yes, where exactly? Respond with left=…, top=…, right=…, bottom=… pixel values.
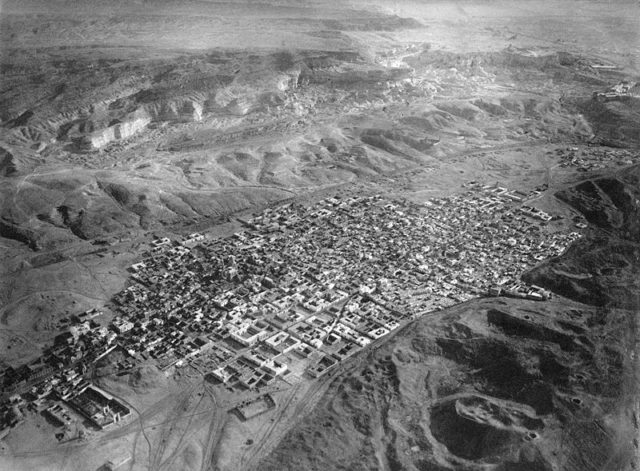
left=1, top=1, right=639, bottom=470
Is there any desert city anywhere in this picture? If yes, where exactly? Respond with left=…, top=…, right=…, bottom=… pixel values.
left=0, top=0, right=639, bottom=470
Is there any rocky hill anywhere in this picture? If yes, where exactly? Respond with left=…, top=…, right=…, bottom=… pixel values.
left=258, top=294, right=638, bottom=471
left=0, top=44, right=619, bottom=251
left=524, top=164, right=640, bottom=308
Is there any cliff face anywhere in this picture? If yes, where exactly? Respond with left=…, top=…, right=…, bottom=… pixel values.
left=75, top=100, right=204, bottom=150
left=80, top=111, right=151, bottom=150
left=145, top=98, right=204, bottom=123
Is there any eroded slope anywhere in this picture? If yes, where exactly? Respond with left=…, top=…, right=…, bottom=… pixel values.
left=525, top=164, right=640, bottom=308
left=258, top=295, right=637, bottom=471
left=1, top=38, right=623, bottom=251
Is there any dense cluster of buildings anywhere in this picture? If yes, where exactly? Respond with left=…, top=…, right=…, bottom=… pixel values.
left=592, top=80, right=640, bottom=102
left=554, top=146, right=638, bottom=172
left=0, top=185, right=581, bottom=438
left=0, top=312, right=127, bottom=438
left=0, top=345, right=129, bottom=441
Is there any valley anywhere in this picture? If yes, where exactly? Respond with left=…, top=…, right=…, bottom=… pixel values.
left=0, top=1, right=639, bottom=470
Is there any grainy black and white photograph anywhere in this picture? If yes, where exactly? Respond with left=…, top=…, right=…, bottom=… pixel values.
left=0, top=0, right=639, bottom=470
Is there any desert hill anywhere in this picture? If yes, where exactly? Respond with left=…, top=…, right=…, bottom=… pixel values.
left=523, top=164, right=640, bottom=309
left=0, top=43, right=622, bottom=250
left=0, top=1, right=639, bottom=470
left=258, top=294, right=637, bottom=471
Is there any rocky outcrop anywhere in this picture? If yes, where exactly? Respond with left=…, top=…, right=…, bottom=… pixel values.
left=145, top=98, right=204, bottom=123
left=0, top=218, right=39, bottom=249
left=74, top=109, right=151, bottom=150
left=0, top=147, right=18, bottom=176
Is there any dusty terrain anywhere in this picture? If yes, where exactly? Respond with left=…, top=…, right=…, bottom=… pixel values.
left=259, top=295, right=638, bottom=471
left=1, top=0, right=639, bottom=470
